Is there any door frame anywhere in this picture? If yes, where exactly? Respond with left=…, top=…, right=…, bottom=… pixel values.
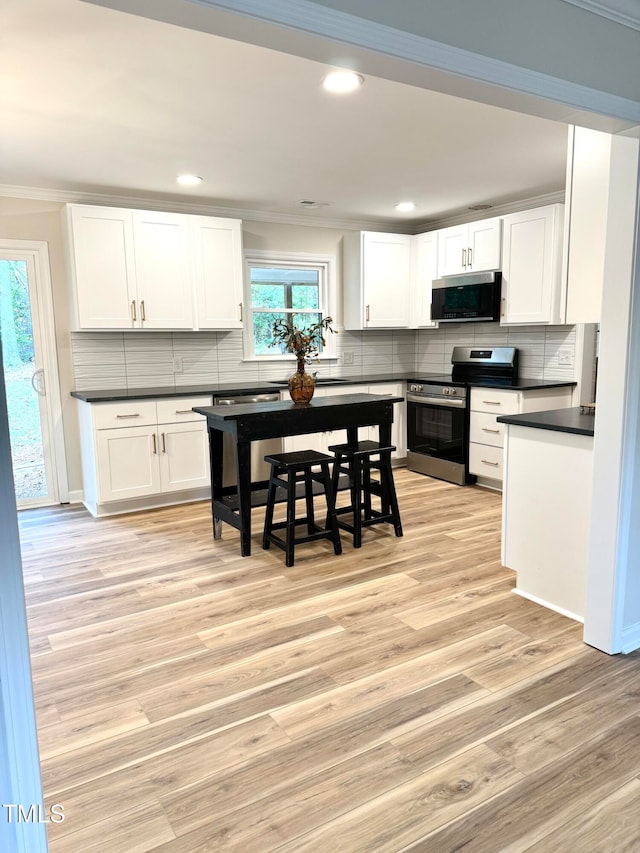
left=0, top=239, right=69, bottom=505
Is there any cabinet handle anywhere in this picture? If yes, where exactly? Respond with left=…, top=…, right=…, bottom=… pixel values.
left=501, top=297, right=506, bottom=318
left=175, top=409, right=193, bottom=414
left=482, top=400, right=502, bottom=406
left=161, top=432, right=166, bottom=453
left=461, top=248, right=466, bottom=269
left=131, top=300, right=137, bottom=322
left=140, top=300, right=146, bottom=321
left=481, top=458, right=500, bottom=466
left=467, top=247, right=473, bottom=267
left=482, top=427, right=501, bottom=433
left=239, top=303, right=243, bottom=321
left=366, top=304, right=370, bottom=322
left=152, top=432, right=157, bottom=454
left=116, top=413, right=141, bottom=419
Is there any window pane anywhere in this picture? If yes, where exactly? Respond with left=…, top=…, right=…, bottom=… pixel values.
left=250, top=283, right=286, bottom=310
left=252, top=311, right=287, bottom=356
left=291, top=284, right=319, bottom=310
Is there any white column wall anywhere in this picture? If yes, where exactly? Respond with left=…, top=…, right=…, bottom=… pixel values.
left=584, top=134, right=640, bottom=653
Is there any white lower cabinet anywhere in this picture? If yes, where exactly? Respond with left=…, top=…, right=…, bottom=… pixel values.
left=95, top=425, right=162, bottom=502
left=78, top=395, right=212, bottom=516
left=469, top=386, right=574, bottom=487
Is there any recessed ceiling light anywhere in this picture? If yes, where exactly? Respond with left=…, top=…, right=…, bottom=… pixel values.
left=322, top=70, right=364, bottom=94
left=176, top=174, right=203, bottom=186
left=395, top=201, right=416, bottom=213
left=468, top=203, right=492, bottom=211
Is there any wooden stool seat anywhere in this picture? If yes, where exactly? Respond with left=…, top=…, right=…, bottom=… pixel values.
left=328, top=440, right=403, bottom=548
left=262, top=450, right=342, bottom=567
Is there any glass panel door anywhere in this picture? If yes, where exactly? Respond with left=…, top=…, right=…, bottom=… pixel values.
left=0, top=256, right=57, bottom=507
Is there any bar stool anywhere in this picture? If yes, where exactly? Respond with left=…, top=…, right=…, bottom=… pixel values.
left=262, top=450, right=342, bottom=567
left=328, top=440, right=403, bottom=548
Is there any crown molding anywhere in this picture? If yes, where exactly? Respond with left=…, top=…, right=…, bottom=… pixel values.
left=414, top=190, right=566, bottom=232
left=559, top=0, right=640, bottom=31
left=156, top=0, right=640, bottom=123
left=0, top=184, right=566, bottom=235
left=0, top=184, right=409, bottom=232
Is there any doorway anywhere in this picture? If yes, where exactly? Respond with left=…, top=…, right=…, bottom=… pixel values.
left=0, top=241, right=68, bottom=508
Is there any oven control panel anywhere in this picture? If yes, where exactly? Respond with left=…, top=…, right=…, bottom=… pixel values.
left=408, top=382, right=466, bottom=398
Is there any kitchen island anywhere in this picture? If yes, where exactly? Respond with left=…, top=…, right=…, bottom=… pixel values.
left=194, top=392, right=403, bottom=557
left=498, top=407, right=595, bottom=621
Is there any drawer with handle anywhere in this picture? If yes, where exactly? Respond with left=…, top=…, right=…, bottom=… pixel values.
left=469, top=411, right=505, bottom=448
left=469, top=442, right=503, bottom=479
left=470, top=387, right=520, bottom=415
left=93, top=400, right=157, bottom=430
left=156, top=396, right=212, bottom=424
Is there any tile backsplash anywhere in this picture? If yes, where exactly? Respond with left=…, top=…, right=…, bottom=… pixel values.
left=71, top=322, right=577, bottom=391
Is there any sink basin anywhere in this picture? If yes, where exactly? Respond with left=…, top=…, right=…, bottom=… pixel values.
left=268, top=377, right=349, bottom=386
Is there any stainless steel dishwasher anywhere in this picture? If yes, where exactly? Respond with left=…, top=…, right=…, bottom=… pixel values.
left=214, top=392, right=283, bottom=487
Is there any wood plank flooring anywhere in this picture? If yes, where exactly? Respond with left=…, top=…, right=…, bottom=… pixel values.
left=19, top=469, right=640, bottom=852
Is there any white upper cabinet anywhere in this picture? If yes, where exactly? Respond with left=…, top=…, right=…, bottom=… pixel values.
left=191, top=216, right=244, bottom=329
left=437, top=217, right=502, bottom=277
left=66, top=204, right=243, bottom=331
left=343, top=231, right=412, bottom=329
left=500, top=204, right=565, bottom=325
left=412, top=231, right=438, bottom=327
left=131, top=210, right=193, bottom=329
left=67, top=205, right=138, bottom=329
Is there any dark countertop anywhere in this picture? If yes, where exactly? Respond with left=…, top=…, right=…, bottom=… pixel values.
left=71, top=373, right=576, bottom=403
left=497, top=407, right=595, bottom=437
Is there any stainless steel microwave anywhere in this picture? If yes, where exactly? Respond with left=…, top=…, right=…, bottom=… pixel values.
left=431, top=271, right=502, bottom=323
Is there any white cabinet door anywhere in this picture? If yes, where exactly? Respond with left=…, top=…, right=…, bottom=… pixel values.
left=191, top=216, right=244, bottom=329
left=437, top=224, right=468, bottom=276
left=68, top=205, right=138, bottom=329
left=468, top=218, right=502, bottom=271
left=413, top=231, right=438, bottom=327
left=95, top=425, right=160, bottom=502
left=132, top=210, right=193, bottom=329
left=158, top=421, right=211, bottom=492
left=362, top=232, right=411, bottom=328
left=437, top=218, right=502, bottom=276
left=501, top=205, right=564, bottom=325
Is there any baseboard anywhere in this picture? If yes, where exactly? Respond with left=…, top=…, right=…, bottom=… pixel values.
left=620, top=620, right=640, bottom=653
left=87, top=488, right=211, bottom=518
left=67, top=489, right=84, bottom=504
left=512, top=588, right=585, bottom=623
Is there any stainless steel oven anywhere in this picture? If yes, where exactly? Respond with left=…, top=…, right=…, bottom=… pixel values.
left=406, top=346, right=519, bottom=485
left=406, top=384, right=472, bottom=486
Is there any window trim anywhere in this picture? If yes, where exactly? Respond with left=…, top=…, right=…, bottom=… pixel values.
left=242, top=250, right=338, bottom=361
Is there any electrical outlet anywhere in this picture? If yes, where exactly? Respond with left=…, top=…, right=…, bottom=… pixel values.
left=557, top=348, right=573, bottom=366
left=343, top=351, right=354, bottom=365
left=173, top=356, right=183, bottom=373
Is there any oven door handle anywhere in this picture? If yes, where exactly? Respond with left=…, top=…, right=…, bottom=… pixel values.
left=407, top=393, right=466, bottom=408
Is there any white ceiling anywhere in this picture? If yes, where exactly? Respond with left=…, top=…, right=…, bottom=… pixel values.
left=0, top=0, right=569, bottom=227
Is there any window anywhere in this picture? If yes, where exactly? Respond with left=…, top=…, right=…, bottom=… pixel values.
left=243, top=252, right=336, bottom=360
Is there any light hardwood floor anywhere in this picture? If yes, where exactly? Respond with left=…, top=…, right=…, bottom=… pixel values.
left=19, top=469, right=640, bottom=852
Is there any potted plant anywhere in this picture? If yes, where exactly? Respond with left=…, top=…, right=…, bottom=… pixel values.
left=271, top=316, right=336, bottom=402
